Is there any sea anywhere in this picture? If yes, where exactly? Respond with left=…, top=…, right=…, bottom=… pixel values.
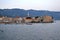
left=0, top=20, right=60, bottom=40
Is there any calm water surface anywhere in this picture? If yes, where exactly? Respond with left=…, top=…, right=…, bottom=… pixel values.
left=0, top=21, right=60, bottom=40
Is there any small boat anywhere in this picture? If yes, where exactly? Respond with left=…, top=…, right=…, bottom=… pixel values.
left=26, top=23, right=32, bottom=25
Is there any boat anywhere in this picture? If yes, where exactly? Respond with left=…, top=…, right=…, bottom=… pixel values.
left=26, top=23, right=32, bottom=25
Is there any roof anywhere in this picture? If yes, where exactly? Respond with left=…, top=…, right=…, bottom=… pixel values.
left=26, top=17, right=32, bottom=19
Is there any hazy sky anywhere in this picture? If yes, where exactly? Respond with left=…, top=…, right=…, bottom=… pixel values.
left=0, top=0, right=60, bottom=11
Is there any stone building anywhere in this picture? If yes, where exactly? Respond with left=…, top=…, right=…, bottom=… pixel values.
left=12, top=17, right=22, bottom=23
left=24, top=17, right=33, bottom=23
left=0, top=16, right=3, bottom=23
left=31, top=16, right=41, bottom=23
left=2, top=17, right=13, bottom=23
left=42, top=16, right=53, bottom=23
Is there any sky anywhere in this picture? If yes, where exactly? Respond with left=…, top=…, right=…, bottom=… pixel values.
left=0, top=0, right=60, bottom=11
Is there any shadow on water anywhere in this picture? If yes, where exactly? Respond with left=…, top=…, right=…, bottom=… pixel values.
left=0, top=30, right=4, bottom=32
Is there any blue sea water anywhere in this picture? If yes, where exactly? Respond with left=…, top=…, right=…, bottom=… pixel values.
left=0, top=20, right=60, bottom=40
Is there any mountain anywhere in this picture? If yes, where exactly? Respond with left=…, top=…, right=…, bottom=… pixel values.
left=0, top=8, right=60, bottom=20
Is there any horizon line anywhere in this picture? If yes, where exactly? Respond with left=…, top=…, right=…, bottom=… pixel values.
left=0, top=8, right=60, bottom=12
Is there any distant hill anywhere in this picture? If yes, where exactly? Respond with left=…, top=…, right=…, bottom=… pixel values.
left=0, top=8, right=60, bottom=20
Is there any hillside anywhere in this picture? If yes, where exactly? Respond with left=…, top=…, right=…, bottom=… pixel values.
left=0, top=9, right=60, bottom=20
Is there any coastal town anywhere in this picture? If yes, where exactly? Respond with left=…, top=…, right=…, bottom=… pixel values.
left=0, top=13, right=53, bottom=24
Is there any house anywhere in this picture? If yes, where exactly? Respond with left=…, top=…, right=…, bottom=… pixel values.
left=0, top=16, right=7, bottom=23
left=31, top=16, right=41, bottom=23
left=2, top=17, right=13, bottom=24
left=0, top=17, right=3, bottom=23
left=24, top=17, right=33, bottom=23
left=12, top=17, right=22, bottom=23
left=42, top=16, right=53, bottom=23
